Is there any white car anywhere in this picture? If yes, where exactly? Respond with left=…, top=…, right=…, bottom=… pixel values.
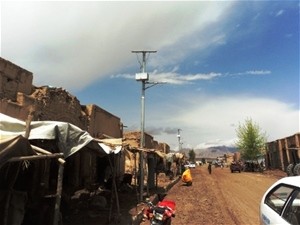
left=185, top=162, right=196, bottom=168
left=259, top=176, right=300, bottom=225
left=188, top=163, right=196, bottom=168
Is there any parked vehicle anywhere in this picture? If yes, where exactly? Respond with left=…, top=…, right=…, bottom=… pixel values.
left=212, top=160, right=222, bottom=167
left=259, top=176, right=300, bottom=225
left=188, top=162, right=196, bottom=168
left=143, top=198, right=176, bottom=225
left=184, top=161, right=196, bottom=169
left=230, top=161, right=242, bottom=173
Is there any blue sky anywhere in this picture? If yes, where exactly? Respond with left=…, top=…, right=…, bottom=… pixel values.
left=1, top=1, right=299, bottom=150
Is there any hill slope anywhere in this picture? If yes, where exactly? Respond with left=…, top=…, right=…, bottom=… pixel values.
left=180, top=146, right=237, bottom=159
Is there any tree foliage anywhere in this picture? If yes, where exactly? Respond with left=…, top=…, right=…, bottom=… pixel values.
left=235, top=118, right=267, bottom=161
left=188, top=149, right=196, bottom=162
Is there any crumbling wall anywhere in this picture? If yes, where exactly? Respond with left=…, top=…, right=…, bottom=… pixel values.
left=0, top=57, right=33, bottom=101
left=123, top=131, right=168, bottom=151
left=0, top=84, right=88, bottom=129
left=29, top=86, right=87, bottom=129
left=84, top=104, right=122, bottom=138
left=0, top=57, right=119, bottom=134
left=0, top=98, right=32, bottom=121
left=157, top=142, right=170, bottom=154
left=144, top=132, right=154, bottom=148
left=123, top=131, right=141, bottom=148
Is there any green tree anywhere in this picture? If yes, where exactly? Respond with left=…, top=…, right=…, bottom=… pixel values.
left=188, top=149, right=196, bottom=162
left=235, top=118, right=267, bottom=161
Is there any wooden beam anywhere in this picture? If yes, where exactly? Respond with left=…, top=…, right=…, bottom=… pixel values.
left=7, top=153, right=64, bottom=162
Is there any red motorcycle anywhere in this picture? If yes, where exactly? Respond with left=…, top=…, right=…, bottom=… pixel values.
left=143, top=197, right=176, bottom=225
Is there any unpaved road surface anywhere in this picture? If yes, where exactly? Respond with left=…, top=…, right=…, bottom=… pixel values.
left=141, top=165, right=286, bottom=225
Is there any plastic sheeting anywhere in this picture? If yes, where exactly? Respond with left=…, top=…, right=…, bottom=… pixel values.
left=0, top=113, right=122, bottom=158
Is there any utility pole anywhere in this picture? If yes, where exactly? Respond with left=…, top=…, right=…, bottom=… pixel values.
left=132, top=50, right=157, bottom=202
left=177, top=129, right=181, bottom=152
left=177, top=129, right=182, bottom=174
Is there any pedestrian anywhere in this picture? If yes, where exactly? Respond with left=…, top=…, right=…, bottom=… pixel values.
left=208, top=163, right=212, bottom=174
left=182, top=165, right=192, bottom=186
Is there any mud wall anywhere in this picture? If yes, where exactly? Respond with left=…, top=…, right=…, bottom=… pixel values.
left=0, top=57, right=124, bottom=193
left=157, top=142, right=170, bottom=154
left=0, top=57, right=33, bottom=101
left=124, top=131, right=155, bottom=149
left=266, top=133, right=300, bottom=170
left=84, top=104, right=122, bottom=138
left=0, top=57, right=122, bottom=138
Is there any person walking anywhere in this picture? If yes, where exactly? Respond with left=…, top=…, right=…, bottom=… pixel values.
left=208, top=163, right=212, bottom=174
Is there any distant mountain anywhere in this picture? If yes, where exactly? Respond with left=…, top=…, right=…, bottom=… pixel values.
left=180, top=145, right=238, bottom=159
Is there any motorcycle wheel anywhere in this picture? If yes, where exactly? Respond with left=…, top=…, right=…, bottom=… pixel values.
left=150, top=218, right=171, bottom=225
left=164, top=217, right=171, bottom=225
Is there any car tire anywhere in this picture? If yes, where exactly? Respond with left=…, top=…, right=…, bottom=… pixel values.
left=293, top=163, right=300, bottom=175
left=286, top=164, right=294, bottom=176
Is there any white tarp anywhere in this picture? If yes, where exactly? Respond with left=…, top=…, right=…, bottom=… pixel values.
left=99, top=143, right=122, bottom=154
left=97, top=138, right=123, bottom=154
left=0, top=113, right=122, bottom=158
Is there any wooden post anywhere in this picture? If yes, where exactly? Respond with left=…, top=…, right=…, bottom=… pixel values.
left=53, top=158, right=65, bottom=225
left=25, top=113, right=33, bottom=138
left=108, top=155, right=120, bottom=223
left=3, top=162, right=21, bottom=225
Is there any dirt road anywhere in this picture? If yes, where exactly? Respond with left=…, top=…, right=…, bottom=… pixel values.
left=141, top=165, right=286, bottom=225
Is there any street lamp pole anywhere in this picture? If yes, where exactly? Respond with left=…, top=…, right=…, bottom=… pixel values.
left=177, top=129, right=181, bottom=152
left=177, top=129, right=182, bottom=174
left=132, top=50, right=157, bottom=202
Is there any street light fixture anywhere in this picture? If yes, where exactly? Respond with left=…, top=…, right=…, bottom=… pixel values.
left=132, top=50, right=157, bottom=202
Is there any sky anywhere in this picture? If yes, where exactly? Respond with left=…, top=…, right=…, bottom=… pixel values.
left=1, top=1, right=299, bottom=150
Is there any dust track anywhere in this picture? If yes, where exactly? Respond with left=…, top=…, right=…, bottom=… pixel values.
left=141, top=166, right=285, bottom=225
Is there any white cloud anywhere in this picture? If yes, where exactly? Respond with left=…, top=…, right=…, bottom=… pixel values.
left=161, top=72, right=221, bottom=83
left=112, top=69, right=271, bottom=85
left=245, top=70, right=271, bottom=75
left=2, top=1, right=297, bottom=152
left=230, top=70, right=272, bottom=76
left=113, top=70, right=221, bottom=85
left=1, top=1, right=234, bottom=91
left=147, top=94, right=299, bottom=150
left=276, top=10, right=285, bottom=17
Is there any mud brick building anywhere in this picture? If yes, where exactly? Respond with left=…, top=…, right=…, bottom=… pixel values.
left=0, top=56, right=170, bottom=188
left=0, top=57, right=174, bottom=225
left=0, top=57, right=125, bottom=192
left=0, top=57, right=123, bottom=138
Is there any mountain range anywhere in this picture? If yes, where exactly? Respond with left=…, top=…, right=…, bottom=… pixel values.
left=179, top=145, right=238, bottom=159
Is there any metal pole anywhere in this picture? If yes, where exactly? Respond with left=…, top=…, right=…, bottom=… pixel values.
left=177, top=129, right=181, bottom=151
left=140, top=52, right=146, bottom=149
left=132, top=50, right=157, bottom=202
left=139, top=52, right=147, bottom=202
left=140, top=84, right=145, bottom=148
left=139, top=80, right=145, bottom=202
left=177, top=129, right=182, bottom=174
left=140, top=82, right=145, bottom=149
